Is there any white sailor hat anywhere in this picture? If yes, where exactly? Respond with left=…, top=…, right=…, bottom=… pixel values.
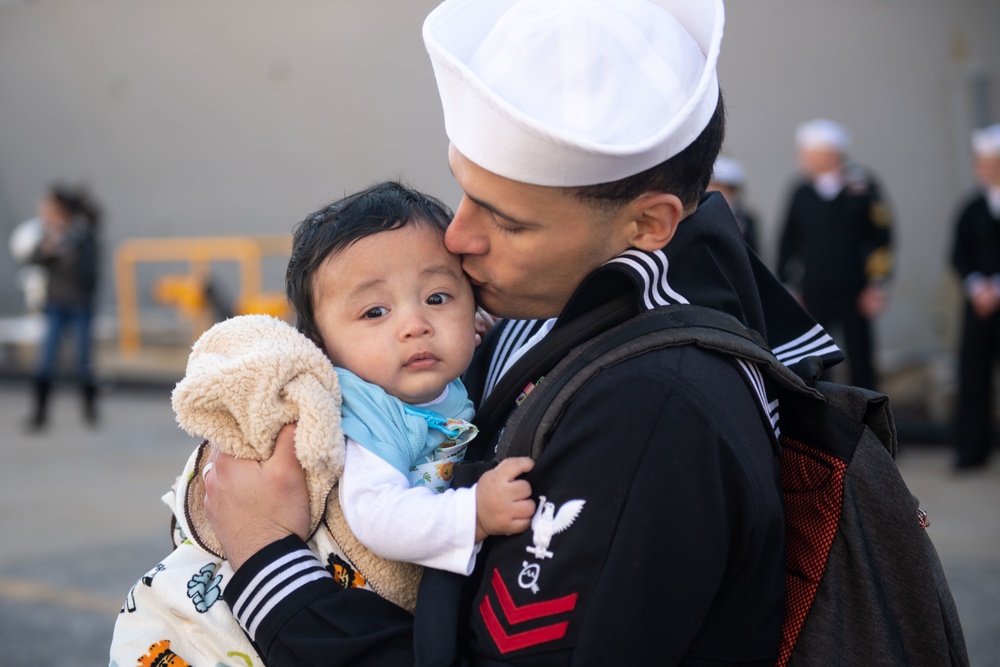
left=795, top=119, right=851, bottom=152
left=972, top=124, right=1000, bottom=157
left=711, top=156, right=746, bottom=187
left=422, top=0, right=725, bottom=187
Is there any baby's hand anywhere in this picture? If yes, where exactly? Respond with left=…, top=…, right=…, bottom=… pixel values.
left=475, top=457, right=536, bottom=542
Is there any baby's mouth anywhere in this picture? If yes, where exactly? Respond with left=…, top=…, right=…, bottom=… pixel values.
left=406, top=352, right=439, bottom=368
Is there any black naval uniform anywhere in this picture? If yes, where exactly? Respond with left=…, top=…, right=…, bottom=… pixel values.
left=777, top=165, right=893, bottom=390
left=951, top=191, right=1000, bottom=468
left=220, top=193, right=840, bottom=666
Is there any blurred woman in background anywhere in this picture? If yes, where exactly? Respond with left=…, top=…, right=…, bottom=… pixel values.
left=25, top=184, right=102, bottom=432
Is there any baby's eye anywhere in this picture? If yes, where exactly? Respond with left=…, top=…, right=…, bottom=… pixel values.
left=363, top=306, right=389, bottom=319
left=427, top=292, right=452, bottom=306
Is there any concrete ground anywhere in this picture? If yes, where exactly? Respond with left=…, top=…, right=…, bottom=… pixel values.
left=0, top=379, right=997, bottom=667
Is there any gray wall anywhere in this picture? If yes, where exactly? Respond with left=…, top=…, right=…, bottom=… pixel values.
left=1, top=0, right=999, bottom=370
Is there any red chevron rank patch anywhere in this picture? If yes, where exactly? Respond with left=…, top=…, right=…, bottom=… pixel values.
left=480, top=568, right=579, bottom=654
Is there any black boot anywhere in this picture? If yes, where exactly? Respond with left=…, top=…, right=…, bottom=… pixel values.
left=26, top=379, right=51, bottom=432
left=82, top=382, right=99, bottom=426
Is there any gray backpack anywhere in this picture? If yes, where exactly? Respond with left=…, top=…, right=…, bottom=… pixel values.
left=492, top=305, right=969, bottom=666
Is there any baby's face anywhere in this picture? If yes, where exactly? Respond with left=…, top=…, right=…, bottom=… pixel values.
left=312, top=222, right=477, bottom=405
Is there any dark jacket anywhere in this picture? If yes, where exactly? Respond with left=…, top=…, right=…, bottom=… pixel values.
left=30, top=217, right=99, bottom=308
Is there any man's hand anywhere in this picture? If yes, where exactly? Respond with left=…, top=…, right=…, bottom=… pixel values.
left=203, top=423, right=311, bottom=570
left=475, top=457, right=536, bottom=542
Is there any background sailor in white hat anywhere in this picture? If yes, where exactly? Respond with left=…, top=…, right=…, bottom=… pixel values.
left=709, top=155, right=760, bottom=252
left=950, top=123, right=1000, bottom=470
left=776, top=118, right=895, bottom=390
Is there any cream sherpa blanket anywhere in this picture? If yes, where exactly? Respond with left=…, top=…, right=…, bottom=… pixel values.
left=171, top=314, right=422, bottom=612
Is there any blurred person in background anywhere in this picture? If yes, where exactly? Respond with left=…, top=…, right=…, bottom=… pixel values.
left=24, top=184, right=102, bottom=432
left=708, top=155, right=759, bottom=253
left=950, top=124, right=1000, bottom=471
left=776, top=119, right=894, bottom=390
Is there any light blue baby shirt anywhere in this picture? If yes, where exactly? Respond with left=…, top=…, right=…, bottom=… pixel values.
left=335, top=369, right=477, bottom=484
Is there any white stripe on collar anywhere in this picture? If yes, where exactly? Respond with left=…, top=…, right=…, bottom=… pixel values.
left=484, top=318, right=549, bottom=399
left=605, top=248, right=689, bottom=309
left=771, top=324, right=840, bottom=366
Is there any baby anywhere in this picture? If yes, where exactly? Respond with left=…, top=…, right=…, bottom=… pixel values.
left=110, top=181, right=534, bottom=667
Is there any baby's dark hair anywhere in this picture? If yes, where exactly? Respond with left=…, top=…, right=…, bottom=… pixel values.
left=286, top=180, right=454, bottom=348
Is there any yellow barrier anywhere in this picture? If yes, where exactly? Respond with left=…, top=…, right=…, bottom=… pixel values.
left=114, top=235, right=292, bottom=356
left=152, top=274, right=208, bottom=315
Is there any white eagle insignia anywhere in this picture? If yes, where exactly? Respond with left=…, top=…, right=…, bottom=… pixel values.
left=526, top=495, right=586, bottom=560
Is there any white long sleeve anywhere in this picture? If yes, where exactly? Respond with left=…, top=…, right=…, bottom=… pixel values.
left=339, top=438, right=480, bottom=575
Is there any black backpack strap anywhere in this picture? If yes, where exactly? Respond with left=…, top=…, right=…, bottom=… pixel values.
left=496, top=304, right=824, bottom=461
left=452, top=293, right=637, bottom=488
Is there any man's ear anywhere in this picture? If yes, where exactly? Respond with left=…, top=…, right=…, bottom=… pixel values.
left=620, top=193, right=686, bottom=251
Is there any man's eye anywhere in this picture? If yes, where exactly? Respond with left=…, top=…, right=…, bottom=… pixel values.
left=427, top=293, right=452, bottom=306
left=490, top=216, right=521, bottom=235
left=363, top=306, right=388, bottom=319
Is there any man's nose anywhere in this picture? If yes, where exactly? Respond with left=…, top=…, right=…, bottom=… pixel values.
left=446, top=196, right=488, bottom=256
